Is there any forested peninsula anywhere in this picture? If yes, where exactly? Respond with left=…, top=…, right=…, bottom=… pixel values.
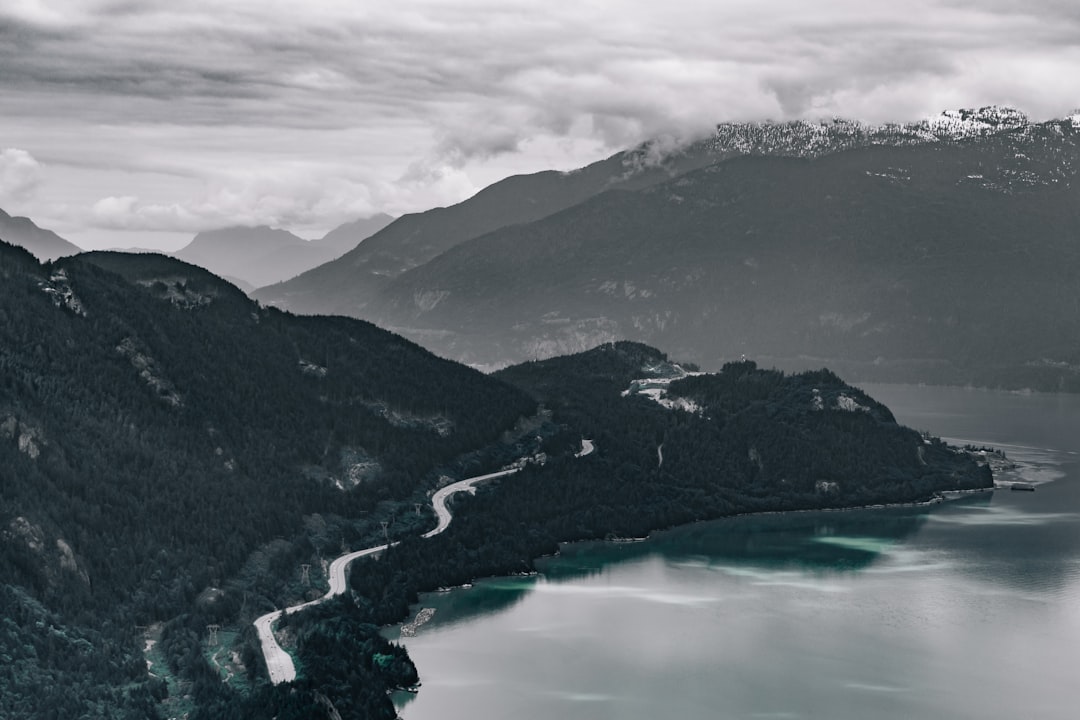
left=244, top=344, right=992, bottom=719
left=0, top=242, right=991, bottom=719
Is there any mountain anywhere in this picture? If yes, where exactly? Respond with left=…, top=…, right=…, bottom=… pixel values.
left=292, top=342, right=992, bottom=719
left=355, top=109, right=1080, bottom=390
left=0, top=240, right=991, bottom=718
left=251, top=139, right=737, bottom=314
left=173, top=214, right=393, bottom=289
left=252, top=106, right=1074, bottom=317
left=0, top=241, right=535, bottom=718
left=0, top=208, right=82, bottom=261
left=707, top=105, right=1041, bottom=157
left=313, top=212, right=395, bottom=255
left=493, top=342, right=991, bottom=523
left=174, top=225, right=310, bottom=287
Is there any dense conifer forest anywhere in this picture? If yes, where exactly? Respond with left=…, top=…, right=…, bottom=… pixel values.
left=238, top=344, right=991, bottom=719
left=0, top=241, right=533, bottom=718
left=0, top=241, right=990, bottom=719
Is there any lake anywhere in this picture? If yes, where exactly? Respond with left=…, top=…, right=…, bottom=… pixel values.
left=388, top=385, right=1080, bottom=719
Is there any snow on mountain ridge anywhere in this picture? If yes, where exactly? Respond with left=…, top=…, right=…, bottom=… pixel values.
left=709, top=106, right=1073, bottom=159
left=925, top=106, right=1029, bottom=137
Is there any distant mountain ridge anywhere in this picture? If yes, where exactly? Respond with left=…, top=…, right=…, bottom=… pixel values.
left=251, top=107, right=1080, bottom=391
left=710, top=106, right=1040, bottom=158
left=173, top=213, right=394, bottom=288
left=252, top=136, right=743, bottom=314
left=254, top=106, right=1080, bottom=315
left=0, top=207, right=397, bottom=288
left=0, top=208, right=81, bottom=261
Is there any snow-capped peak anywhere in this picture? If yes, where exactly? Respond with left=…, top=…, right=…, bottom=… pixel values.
left=924, top=106, right=1028, bottom=138
left=709, top=106, right=1040, bottom=159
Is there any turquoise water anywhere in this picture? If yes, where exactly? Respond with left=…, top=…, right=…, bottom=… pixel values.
left=389, top=385, right=1080, bottom=719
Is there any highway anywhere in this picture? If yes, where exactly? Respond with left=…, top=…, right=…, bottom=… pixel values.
left=421, top=467, right=522, bottom=538
left=254, top=543, right=392, bottom=684
left=253, top=439, right=594, bottom=684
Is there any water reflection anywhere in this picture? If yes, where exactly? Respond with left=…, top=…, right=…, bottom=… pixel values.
left=401, top=454, right=1079, bottom=639
left=549, top=504, right=937, bottom=580
left=401, top=505, right=943, bottom=636
left=393, top=386, right=1080, bottom=720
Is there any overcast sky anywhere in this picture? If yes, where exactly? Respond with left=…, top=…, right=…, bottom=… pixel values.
left=2, top=0, right=1079, bottom=250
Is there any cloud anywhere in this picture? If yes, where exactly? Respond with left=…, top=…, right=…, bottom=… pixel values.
left=89, top=175, right=371, bottom=233
left=0, top=148, right=43, bottom=202
left=86, top=163, right=477, bottom=236
left=4, top=1, right=1080, bottom=242
left=7, top=1, right=1078, bottom=135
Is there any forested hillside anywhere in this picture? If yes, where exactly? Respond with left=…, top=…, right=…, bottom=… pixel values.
left=0, top=241, right=991, bottom=719
left=493, top=343, right=990, bottom=526
left=0, top=241, right=534, bottom=719
left=249, top=343, right=991, bottom=718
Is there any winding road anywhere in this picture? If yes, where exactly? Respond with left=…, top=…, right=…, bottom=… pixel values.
left=254, top=440, right=595, bottom=685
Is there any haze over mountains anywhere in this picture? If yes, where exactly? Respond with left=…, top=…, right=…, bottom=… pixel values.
left=0, top=208, right=83, bottom=262
left=256, top=107, right=1080, bottom=391
left=4, top=107, right=1077, bottom=392
left=0, top=210, right=394, bottom=290
left=174, top=213, right=394, bottom=289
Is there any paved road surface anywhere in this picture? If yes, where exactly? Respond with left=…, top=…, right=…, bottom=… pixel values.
left=254, top=543, right=391, bottom=684
left=254, top=439, right=594, bottom=684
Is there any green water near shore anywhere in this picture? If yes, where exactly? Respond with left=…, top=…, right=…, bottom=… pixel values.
left=390, top=385, right=1080, bottom=719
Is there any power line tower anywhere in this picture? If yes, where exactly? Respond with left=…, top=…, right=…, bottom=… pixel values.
left=300, top=564, right=311, bottom=586
left=414, top=503, right=422, bottom=516
left=206, top=624, right=220, bottom=647
left=380, top=521, right=390, bottom=543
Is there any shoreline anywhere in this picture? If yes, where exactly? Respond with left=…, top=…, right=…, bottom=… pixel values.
left=387, top=481, right=997, bottom=641
left=254, top=440, right=596, bottom=684
left=399, top=440, right=1062, bottom=608
left=391, top=437, right=1068, bottom=634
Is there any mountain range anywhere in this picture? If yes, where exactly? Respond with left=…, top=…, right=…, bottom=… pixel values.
left=251, top=135, right=745, bottom=312
left=5, top=104, right=1049, bottom=720
left=0, top=210, right=394, bottom=290
left=255, top=107, right=1080, bottom=390
left=173, top=213, right=394, bottom=289
left=0, top=208, right=83, bottom=261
